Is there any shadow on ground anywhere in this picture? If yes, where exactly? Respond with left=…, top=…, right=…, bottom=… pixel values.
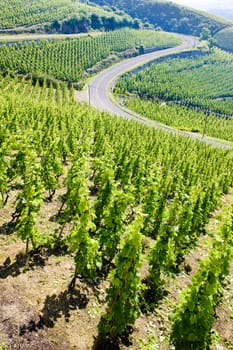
left=0, top=221, right=16, bottom=235
left=0, top=250, right=47, bottom=279
left=20, top=287, right=89, bottom=335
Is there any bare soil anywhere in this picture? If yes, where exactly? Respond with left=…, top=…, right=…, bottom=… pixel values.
left=0, top=189, right=233, bottom=350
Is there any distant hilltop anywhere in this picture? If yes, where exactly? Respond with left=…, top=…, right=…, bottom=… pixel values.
left=208, top=9, right=233, bottom=21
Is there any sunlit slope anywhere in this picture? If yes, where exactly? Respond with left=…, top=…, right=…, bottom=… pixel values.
left=215, top=27, right=233, bottom=51
left=0, top=0, right=133, bottom=31
left=89, top=0, right=232, bottom=35
left=0, top=29, right=181, bottom=82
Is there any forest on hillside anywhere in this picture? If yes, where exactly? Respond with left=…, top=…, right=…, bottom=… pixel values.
left=88, top=0, right=230, bottom=35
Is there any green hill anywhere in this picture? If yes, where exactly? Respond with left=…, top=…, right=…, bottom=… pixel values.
left=0, top=0, right=136, bottom=33
left=1, top=0, right=231, bottom=35
left=0, top=29, right=180, bottom=84
left=88, top=0, right=232, bottom=35
left=215, top=27, right=233, bottom=52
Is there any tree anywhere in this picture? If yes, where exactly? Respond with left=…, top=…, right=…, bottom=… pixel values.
left=133, top=19, right=141, bottom=29
left=207, top=37, right=216, bottom=52
left=51, top=19, right=61, bottom=33
left=90, top=13, right=102, bottom=30
left=200, top=27, right=211, bottom=41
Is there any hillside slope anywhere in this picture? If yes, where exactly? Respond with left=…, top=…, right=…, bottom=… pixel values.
left=0, top=29, right=180, bottom=84
left=215, top=27, right=233, bottom=52
left=0, top=0, right=136, bottom=33
left=88, top=0, right=231, bottom=35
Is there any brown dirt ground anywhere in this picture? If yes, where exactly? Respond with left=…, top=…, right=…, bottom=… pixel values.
left=1, top=188, right=233, bottom=350
left=213, top=260, right=233, bottom=350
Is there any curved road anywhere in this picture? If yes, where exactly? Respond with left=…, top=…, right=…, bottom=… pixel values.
left=87, top=34, right=232, bottom=150
left=1, top=31, right=232, bottom=150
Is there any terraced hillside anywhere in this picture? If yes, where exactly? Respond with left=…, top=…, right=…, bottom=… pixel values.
left=0, top=70, right=233, bottom=349
left=0, top=1, right=233, bottom=349
left=115, top=47, right=233, bottom=142
left=0, top=0, right=135, bottom=32
left=0, top=29, right=181, bottom=83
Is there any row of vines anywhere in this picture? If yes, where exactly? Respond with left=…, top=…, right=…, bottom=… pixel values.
left=122, top=97, right=233, bottom=142
left=0, top=75, right=233, bottom=347
left=0, top=0, right=134, bottom=30
left=115, top=48, right=233, bottom=116
left=171, top=209, right=233, bottom=349
left=0, top=73, right=75, bottom=104
left=0, top=29, right=181, bottom=82
left=0, top=0, right=75, bottom=29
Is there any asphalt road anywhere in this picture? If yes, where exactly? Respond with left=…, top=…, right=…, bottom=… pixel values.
left=1, top=31, right=232, bottom=150
left=87, top=34, right=232, bottom=150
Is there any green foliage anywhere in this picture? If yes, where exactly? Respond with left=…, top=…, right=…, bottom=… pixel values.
left=117, top=48, right=233, bottom=115
left=123, top=98, right=233, bottom=142
left=66, top=155, right=102, bottom=279
left=93, top=163, right=134, bottom=261
left=116, top=48, right=233, bottom=141
left=69, top=215, right=101, bottom=280
left=0, top=30, right=180, bottom=82
left=0, top=74, right=233, bottom=340
left=0, top=145, right=8, bottom=207
left=63, top=156, right=90, bottom=221
left=0, top=0, right=74, bottom=29
left=90, top=0, right=230, bottom=35
left=199, top=27, right=217, bottom=52
left=97, top=187, right=131, bottom=261
left=14, top=150, right=44, bottom=250
left=41, top=144, right=63, bottom=199
left=98, top=212, right=144, bottom=338
left=0, top=0, right=134, bottom=31
left=170, top=209, right=233, bottom=349
left=208, top=37, right=217, bottom=51
left=146, top=186, right=203, bottom=294
left=200, top=27, right=211, bottom=40
left=215, top=26, right=233, bottom=52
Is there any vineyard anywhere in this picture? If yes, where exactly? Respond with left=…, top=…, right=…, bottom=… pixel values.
left=0, top=66, right=233, bottom=348
left=0, top=0, right=73, bottom=29
left=0, top=1, right=233, bottom=347
left=115, top=48, right=233, bottom=116
left=215, top=26, right=233, bottom=52
left=0, top=0, right=132, bottom=30
left=122, top=98, right=233, bottom=143
left=0, top=29, right=181, bottom=83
